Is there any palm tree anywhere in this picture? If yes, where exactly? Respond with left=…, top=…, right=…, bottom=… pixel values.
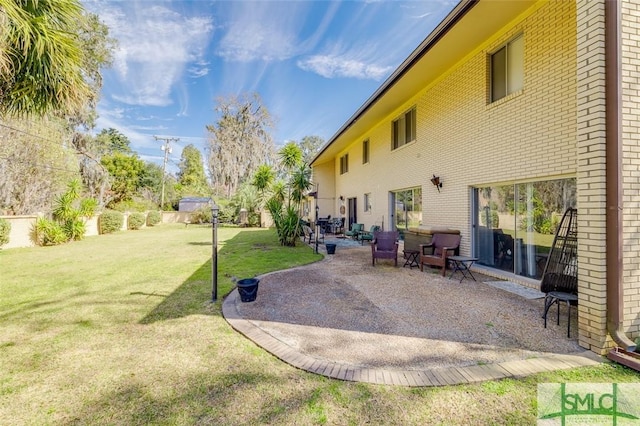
left=253, top=143, right=313, bottom=246
left=0, top=0, right=93, bottom=116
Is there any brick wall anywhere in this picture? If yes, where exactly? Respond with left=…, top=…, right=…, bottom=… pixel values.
left=333, top=0, right=577, bottom=255
left=321, top=0, right=640, bottom=356
left=576, top=0, right=609, bottom=353
left=621, top=0, right=640, bottom=343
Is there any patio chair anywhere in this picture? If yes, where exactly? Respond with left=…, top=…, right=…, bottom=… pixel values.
left=329, top=217, right=345, bottom=234
left=540, top=208, right=578, bottom=337
left=419, top=233, right=461, bottom=276
left=302, top=224, right=324, bottom=244
left=371, top=231, right=399, bottom=266
left=359, top=225, right=381, bottom=244
left=345, top=223, right=364, bottom=240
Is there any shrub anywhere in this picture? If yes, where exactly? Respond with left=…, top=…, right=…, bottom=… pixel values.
left=190, top=207, right=212, bottom=224
left=0, top=218, right=10, bottom=247
left=128, top=212, right=146, bottom=230
left=34, top=217, right=68, bottom=246
left=99, top=210, right=124, bottom=234
left=248, top=211, right=260, bottom=227
left=146, top=210, right=161, bottom=226
left=50, top=180, right=97, bottom=242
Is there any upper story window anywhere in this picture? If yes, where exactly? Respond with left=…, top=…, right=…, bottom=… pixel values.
left=490, top=35, right=524, bottom=102
left=340, top=154, right=349, bottom=175
left=362, top=139, right=370, bottom=164
left=392, top=107, right=416, bottom=150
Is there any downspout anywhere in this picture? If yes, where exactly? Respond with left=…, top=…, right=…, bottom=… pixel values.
left=604, top=0, right=638, bottom=364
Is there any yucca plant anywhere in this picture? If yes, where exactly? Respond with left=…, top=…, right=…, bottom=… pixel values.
left=34, top=217, right=68, bottom=246
left=34, top=179, right=98, bottom=245
left=257, top=142, right=313, bottom=246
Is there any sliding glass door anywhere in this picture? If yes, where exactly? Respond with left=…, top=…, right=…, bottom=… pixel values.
left=473, top=178, right=576, bottom=279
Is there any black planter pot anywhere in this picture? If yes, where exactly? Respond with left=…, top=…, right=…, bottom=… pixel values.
left=326, top=243, right=337, bottom=254
left=236, top=278, right=259, bottom=302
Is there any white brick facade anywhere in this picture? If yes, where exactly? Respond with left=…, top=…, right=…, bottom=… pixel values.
left=314, top=0, right=640, bottom=354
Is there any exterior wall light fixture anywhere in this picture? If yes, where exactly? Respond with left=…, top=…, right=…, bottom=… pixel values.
left=431, top=175, right=443, bottom=192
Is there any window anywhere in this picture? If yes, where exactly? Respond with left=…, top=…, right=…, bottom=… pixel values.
left=490, top=35, right=524, bottom=102
left=362, top=139, right=370, bottom=164
left=392, top=107, right=416, bottom=150
left=392, top=187, right=422, bottom=230
left=340, top=154, right=349, bottom=174
left=364, top=193, right=371, bottom=212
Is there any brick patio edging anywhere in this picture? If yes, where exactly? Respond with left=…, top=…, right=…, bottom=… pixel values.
left=222, top=289, right=601, bottom=387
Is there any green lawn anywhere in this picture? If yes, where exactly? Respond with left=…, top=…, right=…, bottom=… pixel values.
left=0, top=224, right=637, bottom=425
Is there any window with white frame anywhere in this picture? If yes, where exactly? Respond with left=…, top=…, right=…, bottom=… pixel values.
left=364, top=193, right=371, bottom=212
left=490, top=34, right=524, bottom=102
left=362, top=139, right=370, bottom=164
left=392, top=107, right=416, bottom=150
left=340, top=154, right=349, bottom=174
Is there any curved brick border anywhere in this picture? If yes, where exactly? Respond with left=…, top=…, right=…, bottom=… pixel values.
left=222, top=288, right=601, bottom=387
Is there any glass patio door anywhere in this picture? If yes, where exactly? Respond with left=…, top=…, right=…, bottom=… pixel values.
left=473, top=178, right=576, bottom=279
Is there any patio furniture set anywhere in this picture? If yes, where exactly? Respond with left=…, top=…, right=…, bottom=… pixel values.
left=359, top=218, right=578, bottom=338
left=361, top=226, right=476, bottom=283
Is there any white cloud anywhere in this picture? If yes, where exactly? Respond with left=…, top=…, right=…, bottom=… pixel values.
left=128, top=124, right=169, bottom=131
left=93, top=2, right=214, bottom=107
left=189, top=67, right=210, bottom=78
left=216, top=2, right=310, bottom=62
left=297, top=55, right=391, bottom=80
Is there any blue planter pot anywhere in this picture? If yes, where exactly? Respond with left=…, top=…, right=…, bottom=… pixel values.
left=237, top=278, right=259, bottom=302
left=325, top=243, right=337, bottom=254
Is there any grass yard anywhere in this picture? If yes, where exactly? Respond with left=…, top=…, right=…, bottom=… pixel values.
left=0, top=224, right=637, bottom=425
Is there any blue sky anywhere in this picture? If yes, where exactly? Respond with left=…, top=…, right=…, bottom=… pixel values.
left=85, top=1, right=457, bottom=173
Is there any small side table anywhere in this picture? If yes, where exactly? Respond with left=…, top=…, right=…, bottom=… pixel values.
left=448, top=256, right=478, bottom=283
left=403, top=250, right=419, bottom=269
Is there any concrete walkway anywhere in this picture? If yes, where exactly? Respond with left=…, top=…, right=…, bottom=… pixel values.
left=222, top=243, right=601, bottom=387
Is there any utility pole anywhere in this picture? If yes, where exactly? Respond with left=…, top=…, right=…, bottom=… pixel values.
left=154, top=136, right=179, bottom=210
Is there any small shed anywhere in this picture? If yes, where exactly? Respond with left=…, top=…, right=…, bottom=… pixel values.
left=178, top=197, right=211, bottom=212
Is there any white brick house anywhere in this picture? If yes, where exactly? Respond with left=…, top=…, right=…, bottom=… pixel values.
left=310, top=0, right=640, bottom=356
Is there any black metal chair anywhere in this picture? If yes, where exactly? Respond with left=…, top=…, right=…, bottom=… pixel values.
left=540, top=208, right=578, bottom=337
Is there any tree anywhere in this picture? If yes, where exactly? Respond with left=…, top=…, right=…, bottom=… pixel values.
left=138, top=162, right=164, bottom=206
left=298, top=135, right=324, bottom=165
left=94, top=128, right=132, bottom=154
left=0, top=116, right=78, bottom=215
left=206, top=93, right=275, bottom=197
left=177, top=144, right=209, bottom=195
left=0, top=0, right=103, bottom=117
left=71, top=132, right=111, bottom=207
left=254, top=142, right=313, bottom=246
left=101, top=152, right=145, bottom=205
left=71, top=128, right=132, bottom=208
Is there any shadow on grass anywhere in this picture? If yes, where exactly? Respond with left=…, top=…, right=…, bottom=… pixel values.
left=139, top=259, right=215, bottom=324
left=69, top=369, right=371, bottom=425
left=139, top=229, right=314, bottom=324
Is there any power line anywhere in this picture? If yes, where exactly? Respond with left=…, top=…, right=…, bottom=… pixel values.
left=0, top=121, right=69, bottom=149
left=0, top=154, right=79, bottom=174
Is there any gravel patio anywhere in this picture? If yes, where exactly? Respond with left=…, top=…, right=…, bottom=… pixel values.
left=223, top=239, right=600, bottom=386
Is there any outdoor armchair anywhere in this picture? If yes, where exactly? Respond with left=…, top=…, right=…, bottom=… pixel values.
left=359, top=225, right=381, bottom=244
left=302, top=224, right=324, bottom=244
left=345, top=223, right=364, bottom=240
left=371, top=231, right=399, bottom=266
left=419, top=233, right=461, bottom=276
